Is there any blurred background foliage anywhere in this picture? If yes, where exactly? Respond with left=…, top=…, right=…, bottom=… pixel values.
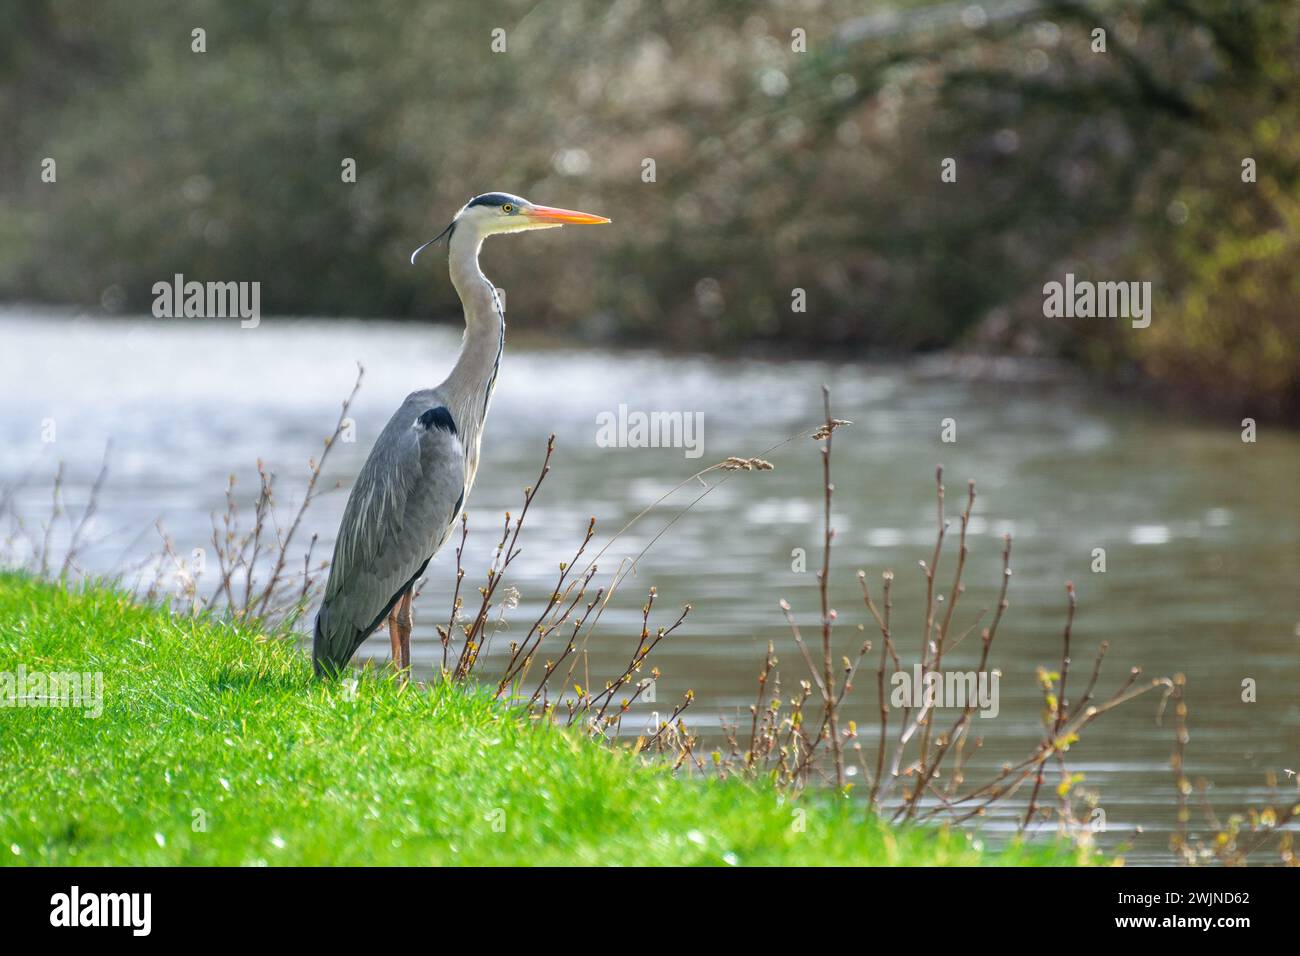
left=1, top=0, right=1297, bottom=420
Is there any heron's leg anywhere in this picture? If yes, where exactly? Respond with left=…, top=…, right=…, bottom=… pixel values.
left=396, top=589, right=414, bottom=673
left=388, top=605, right=402, bottom=667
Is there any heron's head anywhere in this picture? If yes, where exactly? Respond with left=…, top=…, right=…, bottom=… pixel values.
left=410, top=192, right=609, bottom=263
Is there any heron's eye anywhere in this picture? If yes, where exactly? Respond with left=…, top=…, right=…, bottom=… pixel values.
left=501, top=203, right=514, bottom=214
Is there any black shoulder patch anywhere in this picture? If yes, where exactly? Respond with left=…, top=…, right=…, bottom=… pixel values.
left=418, top=405, right=457, bottom=435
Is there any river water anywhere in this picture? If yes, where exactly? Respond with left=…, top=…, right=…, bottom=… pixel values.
left=2, top=310, right=1297, bottom=864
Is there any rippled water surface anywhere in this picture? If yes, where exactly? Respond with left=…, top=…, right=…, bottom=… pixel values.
left=3, top=312, right=1297, bottom=864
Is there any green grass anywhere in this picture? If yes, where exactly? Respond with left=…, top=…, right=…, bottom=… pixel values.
left=0, top=573, right=1086, bottom=866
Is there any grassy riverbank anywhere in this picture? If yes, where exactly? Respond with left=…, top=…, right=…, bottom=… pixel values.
left=0, top=574, right=1085, bottom=866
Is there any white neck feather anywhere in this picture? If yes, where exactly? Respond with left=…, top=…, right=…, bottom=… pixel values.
left=439, top=224, right=504, bottom=490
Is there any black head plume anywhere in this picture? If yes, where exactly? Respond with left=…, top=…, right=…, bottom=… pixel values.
left=410, top=219, right=456, bottom=264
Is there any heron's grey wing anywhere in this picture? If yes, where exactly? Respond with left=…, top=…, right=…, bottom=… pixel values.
left=313, top=399, right=465, bottom=673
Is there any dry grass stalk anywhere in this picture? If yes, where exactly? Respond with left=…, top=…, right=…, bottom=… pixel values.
left=712, top=387, right=1216, bottom=860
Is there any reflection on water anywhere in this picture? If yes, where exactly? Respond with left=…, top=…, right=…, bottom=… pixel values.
left=2, top=311, right=1298, bottom=864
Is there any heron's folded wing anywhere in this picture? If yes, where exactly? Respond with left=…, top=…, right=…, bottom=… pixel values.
left=321, top=406, right=466, bottom=654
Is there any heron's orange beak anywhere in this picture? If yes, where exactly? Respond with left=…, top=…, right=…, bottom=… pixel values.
left=523, top=204, right=611, bottom=225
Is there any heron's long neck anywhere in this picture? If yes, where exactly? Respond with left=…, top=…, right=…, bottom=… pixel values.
left=442, top=226, right=504, bottom=487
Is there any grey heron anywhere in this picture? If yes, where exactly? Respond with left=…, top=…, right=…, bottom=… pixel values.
left=312, top=192, right=610, bottom=677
